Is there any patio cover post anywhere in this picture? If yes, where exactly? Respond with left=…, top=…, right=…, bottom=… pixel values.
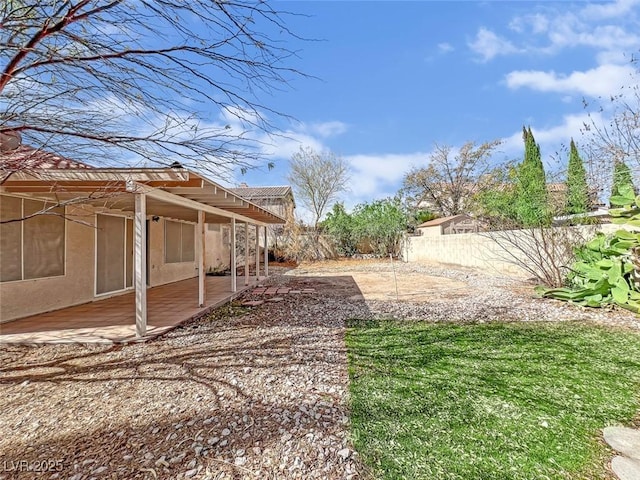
left=134, top=193, right=147, bottom=337
left=231, top=218, right=237, bottom=292
left=255, top=224, right=260, bottom=280
left=264, top=225, right=269, bottom=277
left=197, top=210, right=205, bottom=307
left=244, top=222, right=249, bottom=285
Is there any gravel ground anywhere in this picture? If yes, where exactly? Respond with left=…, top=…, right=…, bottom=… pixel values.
left=1, top=259, right=638, bottom=480
left=289, top=259, right=640, bottom=329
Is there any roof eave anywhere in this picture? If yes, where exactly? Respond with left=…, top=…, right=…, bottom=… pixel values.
left=1, top=168, right=285, bottom=225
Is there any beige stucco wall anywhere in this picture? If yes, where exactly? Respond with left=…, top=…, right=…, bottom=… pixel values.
left=418, top=225, right=444, bottom=237
left=405, top=223, right=621, bottom=277
left=1, top=204, right=97, bottom=322
left=406, top=230, right=527, bottom=276
left=1, top=204, right=205, bottom=322
left=147, top=218, right=197, bottom=287
left=249, top=196, right=293, bottom=248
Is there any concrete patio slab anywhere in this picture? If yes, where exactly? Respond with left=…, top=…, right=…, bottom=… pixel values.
left=0, top=275, right=264, bottom=344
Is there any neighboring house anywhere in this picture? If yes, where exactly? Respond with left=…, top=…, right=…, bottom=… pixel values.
left=228, top=184, right=295, bottom=220
left=416, top=181, right=596, bottom=218
left=227, top=184, right=295, bottom=249
left=0, top=146, right=284, bottom=334
left=547, top=183, right=569, bottom=213
left=547, top=182, right=600, bottom=214
left=413, top=178, right=502, bottom=217
left=417, top=214, right=485, bottom=236
left=414, top=182, right=476, bottom=217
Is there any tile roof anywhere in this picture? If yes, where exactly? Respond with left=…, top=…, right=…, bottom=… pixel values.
left=1, top=145, right=93, bottom=173
left=547, top=182, right=567, bottom=192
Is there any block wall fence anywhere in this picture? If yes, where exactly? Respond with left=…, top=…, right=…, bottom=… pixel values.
left=404, top=224, right=622, bottom=277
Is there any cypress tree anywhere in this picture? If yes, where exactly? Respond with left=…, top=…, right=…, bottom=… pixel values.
left=515, top=126, right=549, bottom=226
left=610, top=160, right=636, bottom=205
left=565, top=139, right=589, bottom=214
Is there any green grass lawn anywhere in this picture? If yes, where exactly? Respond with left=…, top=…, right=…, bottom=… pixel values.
left=346, top=320, right=640, bottom=480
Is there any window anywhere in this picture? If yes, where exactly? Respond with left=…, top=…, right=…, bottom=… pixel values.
left=0, top=195, right=65, bottom=282
left=165, top=220, right=195, bottom=263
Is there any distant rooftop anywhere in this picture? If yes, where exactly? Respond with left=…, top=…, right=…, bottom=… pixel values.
left=418, top=214, right=469, bottom=227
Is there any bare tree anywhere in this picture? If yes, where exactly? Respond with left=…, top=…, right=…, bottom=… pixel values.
left=287, top=145, right=349, bottom=229
left=580, top=64, right=640, bottom=200
left=1, top=0, right=306, bottom=178
left=482, top=225, right=599, bottom=287
left=401, top=140, right=503, bottom=217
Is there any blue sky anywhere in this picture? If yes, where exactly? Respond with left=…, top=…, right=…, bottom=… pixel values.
left=215, top=1, right=640, bottom=215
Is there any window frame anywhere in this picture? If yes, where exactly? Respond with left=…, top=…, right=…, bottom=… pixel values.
left=0, top=194, right=67, bottom=283
left=164, top=219, right=196, bottom=264
left=94, top=213, right=134, bottom=297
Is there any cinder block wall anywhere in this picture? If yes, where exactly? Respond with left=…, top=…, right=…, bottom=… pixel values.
left=405, top=224, right=621, bottom=277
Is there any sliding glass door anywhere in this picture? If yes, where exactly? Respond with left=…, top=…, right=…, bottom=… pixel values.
left=96, top=214, right=133, bottom=295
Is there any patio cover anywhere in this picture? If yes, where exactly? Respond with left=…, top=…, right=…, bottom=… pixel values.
left=1, top=167, right=284, bottom=337
left=0, top=167, right=285, bottom=225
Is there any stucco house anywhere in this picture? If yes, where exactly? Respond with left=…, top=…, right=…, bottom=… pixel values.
left=0, top=146, right=284, bottom=340
left=417, top=214, right=484, bottom=236
left=228, top=184, right=295, bottom=219
left=201, top=184, right=295, bottom=272
left=228, top=184, right=295, bottom=245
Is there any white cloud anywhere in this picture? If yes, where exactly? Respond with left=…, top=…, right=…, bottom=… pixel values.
left=473, top=1, right=640, bottom=63
left=509, top=13, right=549, bottom=35
left=530, top=13, right=550, bottom=34
left=468, top=28, right=520, bottom=62
left=547, top=24, right=640, bottom=53
left=501, top=113, right=595, bottom=153
left=258, top=130, right=325, bottom=159
left=505, top=63, right=635, bottom=98
left=507, top=17, right=524, bottom=34
left=580, top=0, right=640, bottom=20
left=219, top=105, right=263, bottom=128
left=306, top=121, right=348, bottom=138
left=344, top=152, right=426, bottom=205
left=438, top=42, right=454, bottom=53
left=238, top=119, right=348, bottom=162
left=207, top=111, right=349, bottom=162
left=596, top=50, right=633, bottom=65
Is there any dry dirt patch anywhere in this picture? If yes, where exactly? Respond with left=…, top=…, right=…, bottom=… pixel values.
left=295, top=269, right=468, bottom=302
left=288, top=258, right=640, bottom=327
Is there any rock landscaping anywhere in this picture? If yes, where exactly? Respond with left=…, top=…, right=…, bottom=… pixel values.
left=1, top=259, right=639, bottom=479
